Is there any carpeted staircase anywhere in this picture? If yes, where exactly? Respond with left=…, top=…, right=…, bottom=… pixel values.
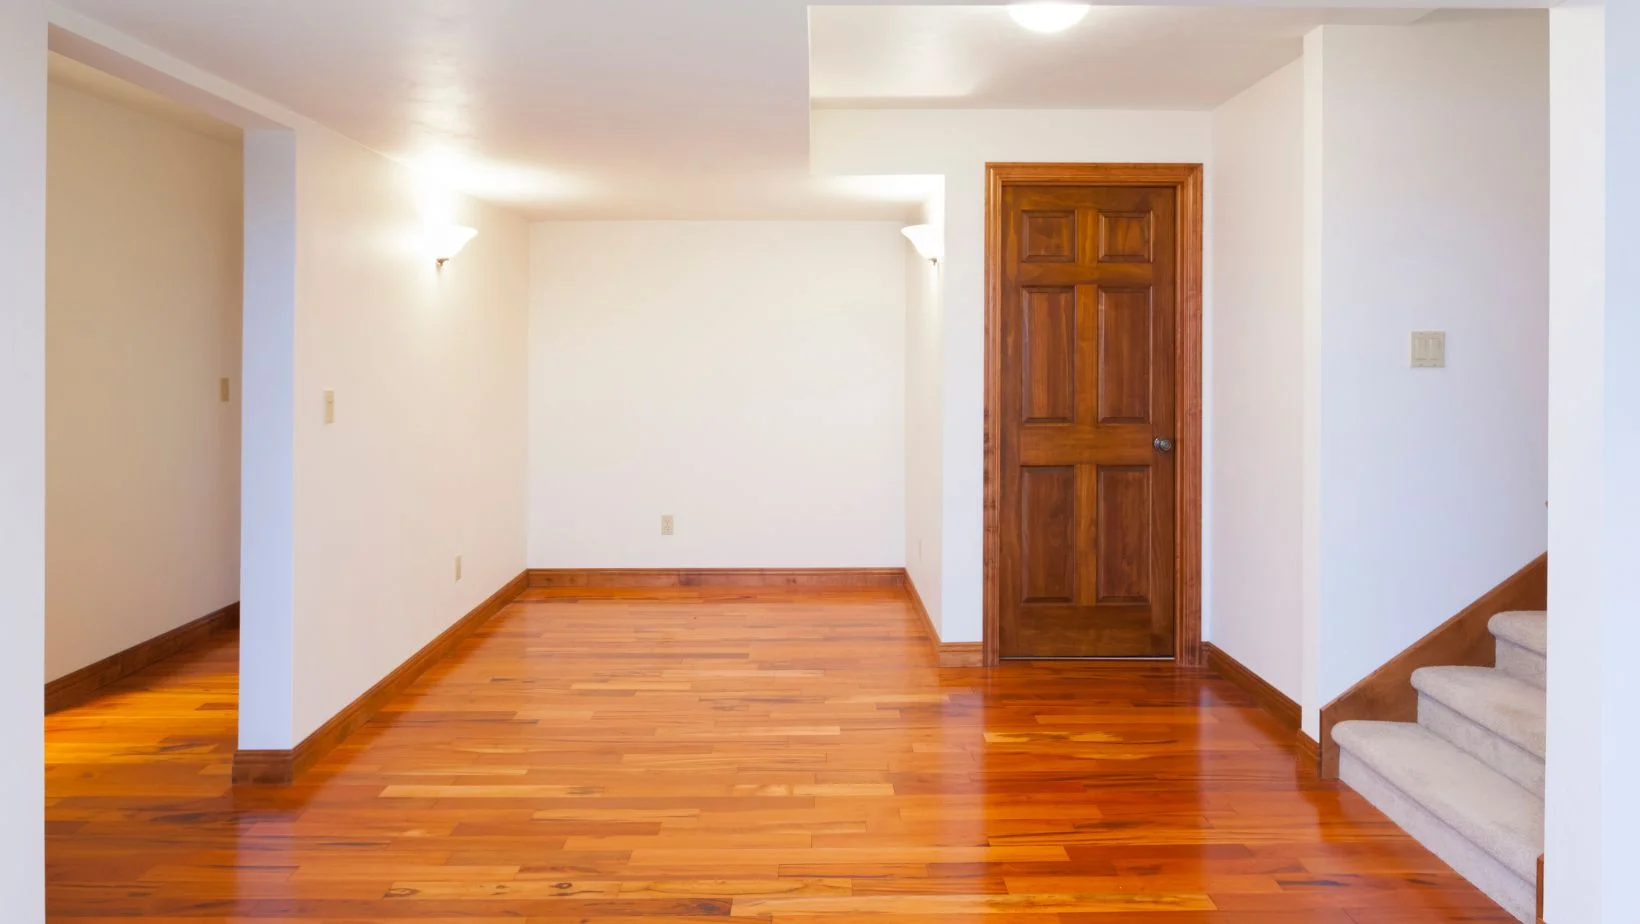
left=1333, top=610, right=1546, bottom=923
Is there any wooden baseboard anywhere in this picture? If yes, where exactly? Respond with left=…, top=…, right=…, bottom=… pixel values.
left=1205, top=642, right=1301, bottom=730
left=46, top=602, right=239, bottom=713
left=1537, top=854, right=1545, bottom=924
left=901, top=571, right=984, bottom=667
left=1318, top=553, right=1547, bottom=779
left=233, top=571, right=528, bottom=785
left=1202, top=643, right=1320, bottom=771
left=527, top=568, right=905, bottom=589
left=1295, top=729, right=1320, bottom=771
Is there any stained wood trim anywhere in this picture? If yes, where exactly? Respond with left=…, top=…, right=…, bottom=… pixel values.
left=1296, top=730, right=1320, bottom=770
left=1537, top=854, right=1545, bottom=924
left=983, top=162, right=1204, bottom=667
left=45, top=602, right=240, bottom=713
left=1318, top=553, right=1548, bottom=778
left=902, top=571, right=985, bottom=668
left=233, top=570, right=528, bottom=784
left=528, top=568, right=906, bottom=589
left=1205, top=642, right=1300, bottom=731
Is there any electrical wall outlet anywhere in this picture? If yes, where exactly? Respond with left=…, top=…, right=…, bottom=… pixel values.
left=455, top=555, right=462, bottom=581
left=220, top=378, right=231, bottom=402
left=661, top=514, right=675, bottom=536
left=324, top=389, right=336, bottom=423
left=1410, top=331, right=1446, bottom=368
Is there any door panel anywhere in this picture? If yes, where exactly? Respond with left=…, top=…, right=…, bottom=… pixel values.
left=1019, top=466, right=1076, bottom=603
left=1022, top=289, right=1077, bottom=423
left=999, top=184, right=1178, bottom=659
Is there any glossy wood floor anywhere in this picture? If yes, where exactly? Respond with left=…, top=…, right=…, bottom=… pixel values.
left=47, top=586, right=1512, bottom=922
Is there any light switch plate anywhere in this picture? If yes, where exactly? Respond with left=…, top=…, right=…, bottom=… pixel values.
left=661, top=514, right=675, bottom=536
left=324, top=389, right=336, bottom=424
left=1411, top=331, right=1446, bottom=368
left=220, top=378, right=231, bottom=402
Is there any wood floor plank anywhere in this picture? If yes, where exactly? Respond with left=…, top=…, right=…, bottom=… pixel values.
left=46, top=586, right=1510, bottom=919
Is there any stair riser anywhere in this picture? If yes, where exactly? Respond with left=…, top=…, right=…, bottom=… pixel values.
left=1494, top=638, right=1546, bottom=690
left=1417, top=694, right=1544, bottom=796
left=1339, top=750, right=1535, bottom=923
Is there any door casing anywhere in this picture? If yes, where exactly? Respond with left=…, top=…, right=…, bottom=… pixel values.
left=983, top=163, right=1205, bottom=668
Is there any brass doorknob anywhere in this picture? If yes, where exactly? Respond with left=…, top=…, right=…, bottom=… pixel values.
left=1154, top=438, right=1175, bottom=453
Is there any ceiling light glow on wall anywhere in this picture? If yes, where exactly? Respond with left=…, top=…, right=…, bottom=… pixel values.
left=1007, top=2, right=1091, bottom=34
left=429, top=225, right=479, bottom=269
left=902, top=224, right=944, bottom=264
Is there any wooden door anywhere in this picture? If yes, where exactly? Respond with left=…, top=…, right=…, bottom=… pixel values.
left=997, top=183, right=1178, bottom=659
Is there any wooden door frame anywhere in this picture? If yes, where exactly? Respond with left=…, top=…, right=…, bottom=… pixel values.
left=983, top=162, right=1205, bottom=668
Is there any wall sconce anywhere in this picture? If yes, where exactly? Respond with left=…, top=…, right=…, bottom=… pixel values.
left=901, top=224, right=943, bottom=265
left=429, top=225, right=478, bottom=269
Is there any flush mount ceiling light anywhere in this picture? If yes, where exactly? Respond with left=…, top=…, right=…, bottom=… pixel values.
left=429, top=225, right=478, bottom=269
left=902, top=224, right=944, bottom=264
left=1007, top=2, right=1092, bottom=34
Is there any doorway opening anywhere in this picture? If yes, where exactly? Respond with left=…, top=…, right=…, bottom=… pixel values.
left=42, top=53, right=245, bottom=723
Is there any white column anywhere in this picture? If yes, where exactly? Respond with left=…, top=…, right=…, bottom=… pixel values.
left=238, top=129, right=299, bottom=750
left=1545, top=2, right=1640, bottom=921
left=0, top=0, right=47, bottom=915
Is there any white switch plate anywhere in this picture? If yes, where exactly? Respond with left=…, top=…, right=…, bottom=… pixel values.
left=455, top=554, right=462, bottom=581
left=1411, top=331, right=1446, bottom=368
left=324, top=389, right=336, bottom=423
left=220, top=378, right=231, bottom=402
left=661, top=514, right=675, bottom=536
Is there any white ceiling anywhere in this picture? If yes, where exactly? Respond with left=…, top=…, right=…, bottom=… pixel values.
left=53, top=2, right=1433, bottom=220
left=811, top=6, right=1427, bottom=110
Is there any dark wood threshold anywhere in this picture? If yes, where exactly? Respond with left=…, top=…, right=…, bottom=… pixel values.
left=46, top=602, right=239, bottom=713
left=902, top=571, right=983, bottom=667
left=528, top=568, right=905, bottom=588
left=1318, top=553, right=1547, bottom=778
left=233, top=571, right=528, bottom=784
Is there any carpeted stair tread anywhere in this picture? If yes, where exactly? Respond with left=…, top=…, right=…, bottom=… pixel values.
left=1411, top=665, right=1545, bottom=759
left=1488, top=610, right=1547, bottom=656
left=1333, top=720, right=1542, bottom=883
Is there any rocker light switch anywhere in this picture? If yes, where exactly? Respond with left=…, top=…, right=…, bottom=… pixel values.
left=1411, top=331, right=1446, bottom=368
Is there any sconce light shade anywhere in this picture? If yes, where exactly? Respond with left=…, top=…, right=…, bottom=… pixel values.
left=901, top=224, right=944, bottom=264
left=430, top=225, right=479, bottom=268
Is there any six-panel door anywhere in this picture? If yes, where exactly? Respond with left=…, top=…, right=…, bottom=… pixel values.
left=998, top=184, right=1178, bottom=658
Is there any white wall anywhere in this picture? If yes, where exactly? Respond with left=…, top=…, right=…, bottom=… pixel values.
left=904, top=194, right=944, bottom=629
left=284, top=129, right=531, bottom=743
left=1209, top=61, right=1305, bottom=701
left=1305, top=14, right=1550, bottom=718
left=528, top=221, right=906, bottom=569
left=45, top=79, right=243, bottom=681
left=813, top=109, right=1214, bottom=643
left=0, top=0, right=46, bottom=914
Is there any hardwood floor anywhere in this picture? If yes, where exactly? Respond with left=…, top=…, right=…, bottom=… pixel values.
left=46, top=586, right=1513, bottom=921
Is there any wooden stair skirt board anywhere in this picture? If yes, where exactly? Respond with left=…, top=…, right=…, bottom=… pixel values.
left=233, top=571, right=528, bottom=785
left=1204, top=642, right=1316, bottom=766
left=903, top=573, right=983, bottom=667
left=46, top=602, right=240, bottom=713
left=527, top=568, right=906, bottom=588
left=1318, top=553, right=1548, bottom=779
